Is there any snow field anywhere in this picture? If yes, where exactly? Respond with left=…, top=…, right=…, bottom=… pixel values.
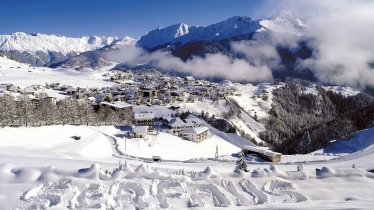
left=0, top=125, right=113, bottom=159
left=1, top=161, right=373, bottom=209
left=116, top=132, right=241, bottom=161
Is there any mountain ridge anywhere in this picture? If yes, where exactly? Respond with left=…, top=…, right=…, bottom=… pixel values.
left=0, top=32, right=135, bottom=66
left=137, top=13, right=305, bottom=50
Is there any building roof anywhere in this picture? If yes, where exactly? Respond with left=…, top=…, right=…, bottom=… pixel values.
left=100, top=101, right=132, bottom=109
left=132, top=126, right=148, bottom=133
left=185, top=76, right=195, bottom=81
left=181, top=126, right=209, bottom=135
left=162, top=116, right=173, bottom=123
left=134, top=112, right=155, bottom=120
left=169, top=117, right=185, bottom=127
left=184, top=117, right=204, bottom=126
left=242, top=146, right=281, bottom=157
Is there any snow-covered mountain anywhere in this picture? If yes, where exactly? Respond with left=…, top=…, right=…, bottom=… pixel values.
left=2, top=13, right=308, bottom=75
left=54, top=13, right=310, bottom=74
left=0, top=32, right=134, bottom=66
left=50, top=36, right=135, bottom=70
left=137, top=13, right=305, bottom=49
left=137, top=23, right=200, bottom=49
left=258, top=11, right=306, bottom=36
left=138, top=16, right=261, bottom=49
left=0, top=32, right=119, bottom=55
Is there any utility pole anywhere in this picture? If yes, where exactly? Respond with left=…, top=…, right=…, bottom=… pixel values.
left=215, top=145, right=219, bottom=159
left=86, top=99, right=89, bottom=126
left=25, top=98, right=28, bottom=127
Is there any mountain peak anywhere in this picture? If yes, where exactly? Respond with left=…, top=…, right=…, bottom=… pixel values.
left=137, top=23, right=199, bottom=49
left=137, top=16, right=262, bottom=49
left=259, top=12, right=306, bottom=36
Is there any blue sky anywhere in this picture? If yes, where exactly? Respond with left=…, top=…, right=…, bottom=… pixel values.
left=0, top=0, right=285, bottom=38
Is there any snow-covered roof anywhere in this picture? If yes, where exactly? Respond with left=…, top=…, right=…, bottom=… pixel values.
left=100, top=101, right=132, bottom=109
left=169, top=118, right=185, bottom=127
left=162, top=116, right=173, bottom=123
left=184, top=117, right=204, bottom=126
left=242, top=146, right=281, bottom=157
left=132, top=126, right=148, bottom=133
left=181, top=126, right=209, bottom=135
left=185, top=76, right=195, bottom=81
left=134, top=112, right=155, bottom=120
left=95, top=93, right=111, bottom=102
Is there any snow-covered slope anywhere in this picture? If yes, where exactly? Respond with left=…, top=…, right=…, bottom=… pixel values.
left=0, top=54, right=115, bottom=91
left=137, top=13, right=305, bottom=49
left=50, top=37, right=136, bottom=70
left=0, top=53, right=27, bottom=67
left=0, top=32, right=134, bottom=66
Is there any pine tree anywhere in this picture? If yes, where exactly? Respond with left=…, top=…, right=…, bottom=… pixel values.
left=235, top=152, right=248, bottom=172
left=296, top=130, right=312, bottom=154
left=253, top=113, right=258, bottom=121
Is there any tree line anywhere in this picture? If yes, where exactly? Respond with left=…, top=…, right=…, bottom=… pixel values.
left=260, top=82, right=374, bottom=154
left=0, top=95, right=133, bottom=127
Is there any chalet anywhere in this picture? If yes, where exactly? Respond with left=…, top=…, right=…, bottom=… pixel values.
left=47, top=83, right=61, bottom=90
left=184, top=117, right=203, bottom=128
left=184, top=76, right=195, bottom=82
left=95, top=93, right=112, bottom=103
left=8, top=85, right=20, bottom=93
left=187, top=95, right=197, bottom=103
left=142, top=86, right=153, bottom=98
left=241, top=146, right=282, bottom=163
left=30, top=98, right=40, bottom=106
left=129, top=126, right=148, bottom=138
left=170, top=91, right=179, bottom=102
left=168, top=117, right=185, bottom=133
left=24, top=86, right=36, bottom=95
left=44, top=96, right=57, bottom=105
left=66, top=87, right=78, bottom=95
left=180, top=126, right=209, bottom=143
left=134, top=112, right=154, bottom=126
left=100, top=101, right=132, bottom=109
left=113, top=95, right=125, bottom=102
left=0, top=83, right=12, bottom=90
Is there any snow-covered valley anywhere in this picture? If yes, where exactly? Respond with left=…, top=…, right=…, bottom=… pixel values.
left=0, top=56, right=373, bottom=209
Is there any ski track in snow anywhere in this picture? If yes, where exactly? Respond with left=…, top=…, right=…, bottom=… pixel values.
left=262, top=179, right=308, bottom=203
left=239, top=179, right=269, bottom=205
left=221, top=179, right=251, bottom=206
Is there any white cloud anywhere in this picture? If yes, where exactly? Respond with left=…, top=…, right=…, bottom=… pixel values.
left=106, top=44, right=273, bottom=82
left=274, top=0, right=374, bottom=88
